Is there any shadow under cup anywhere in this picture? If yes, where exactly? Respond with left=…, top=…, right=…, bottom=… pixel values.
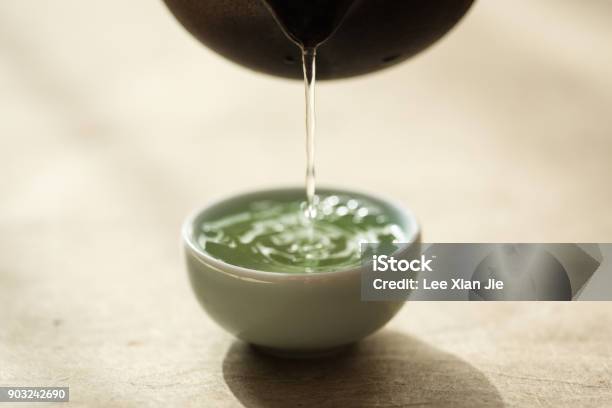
left=182, top=187, right=420, bottom=354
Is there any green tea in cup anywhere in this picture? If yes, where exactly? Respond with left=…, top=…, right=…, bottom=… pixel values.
left=196, top=191, right=407, bottom=273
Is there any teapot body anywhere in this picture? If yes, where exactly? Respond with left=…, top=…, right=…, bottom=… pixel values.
left=163, top=0, right=474, bottom=79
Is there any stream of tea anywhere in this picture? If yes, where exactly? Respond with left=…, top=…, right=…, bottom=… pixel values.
left=302, top=48, right=317, bottom=219
left=262, top=0, right=356, bottom=219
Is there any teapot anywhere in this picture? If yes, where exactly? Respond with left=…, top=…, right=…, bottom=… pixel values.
left=163, top=0, right=474, bottom=80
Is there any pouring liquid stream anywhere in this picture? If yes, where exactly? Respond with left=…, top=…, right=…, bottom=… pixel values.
left=302, top=47, right=317, bottom=221
left=261, top=0, right=356, bottom=222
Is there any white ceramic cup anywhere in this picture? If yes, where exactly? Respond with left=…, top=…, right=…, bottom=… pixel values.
left=182, top=187, right=420, bottom=356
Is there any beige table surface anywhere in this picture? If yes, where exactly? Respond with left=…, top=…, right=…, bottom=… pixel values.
left=1, top=0, right=611, bottom=407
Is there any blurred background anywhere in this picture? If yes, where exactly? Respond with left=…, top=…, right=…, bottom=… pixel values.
left=1, top=0, right=611, bottom=406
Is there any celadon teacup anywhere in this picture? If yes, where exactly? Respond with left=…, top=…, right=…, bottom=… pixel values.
left=182, top=187, right=420, bottom=356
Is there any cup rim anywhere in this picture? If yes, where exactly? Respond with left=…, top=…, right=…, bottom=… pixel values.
left=182, top=186, right=420, bottom=280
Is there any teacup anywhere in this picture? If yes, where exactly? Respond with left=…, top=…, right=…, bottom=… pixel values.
left=182, top=187, right=420, bottom=356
